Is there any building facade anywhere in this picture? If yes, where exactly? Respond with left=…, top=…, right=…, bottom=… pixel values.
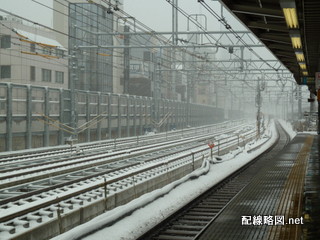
left=0, top=16, right=68, bottom=89
left=53, top=0, right=124, bottom=94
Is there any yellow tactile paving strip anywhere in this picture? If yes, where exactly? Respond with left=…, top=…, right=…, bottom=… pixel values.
left=266, top=136, right=314, bottom=240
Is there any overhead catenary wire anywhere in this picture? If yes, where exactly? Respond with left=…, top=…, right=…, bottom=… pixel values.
left=58, top=0, right=226, bottom=91
left=0, top=1, right=285, bottom=78
left=34, top=0, right=198, bottom=81
left=163, top=0, right=259, bottom=90
left=0, top=1, right=290, bottom=97
left=1, top=0, right=267, bottom=83
left=197, top=0, right=280, bottom=72
left=166, top=1, right=283, bottom=73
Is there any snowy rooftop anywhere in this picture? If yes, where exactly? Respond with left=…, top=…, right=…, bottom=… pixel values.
left=14, top=28, right=66, bottom=50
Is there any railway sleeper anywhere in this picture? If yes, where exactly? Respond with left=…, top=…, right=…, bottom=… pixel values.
left=113, top=183, right=123, bottom=189
left=0, top=223, right=15, bottom=234
left=26, top=214, right=42, bottom=223
left=173, top=219, right=208, bottom=226
left=59, top=202, right=73, bottom=209
left=17, top=199, right=28, bottom=205
left=70, top=198, right=84, bottom=205
left=180, top=215, right=212, bottom=221
left=38, top=209, right=53, bottom=217
left=12, top=219, right=29, bottom=228
left=191, top=207, right=221, bottom=213
left=220, top=184, right=244, bottom=189
left=61, top=186, right=73, bottom=192
left=202, top=196, right=232, bottom=202
left=186, top=211, right=216, bottom=216
left=155, top=234, right=194, bottom=240
left=161, top=229, right=199, bottom=236
left=50, top=206, right=64, bottom=214
left=171, top=224, right=204, bottom=231
left=107, top=186, right=117, bottom=192
left=84, top=192, right=98, bottom=199
left=209, top=193, right=236, bottom=198
left=198, top=202, right=228, bottom=208
left=50, top=189, right=65, bottom=194
left=78, top=196, right=91, bottom=202
left=216, top=186, right=241, bottom=191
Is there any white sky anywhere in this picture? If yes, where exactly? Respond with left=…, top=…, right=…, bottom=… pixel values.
left=0, top=0, right=273, bottom=61
left=0, top=0, right=53, bottom=26
left=0, top=0, right=301, bottom=88
left=124, top=0, right=245, bottom=32
left=0, top=0, right=245, bottom=32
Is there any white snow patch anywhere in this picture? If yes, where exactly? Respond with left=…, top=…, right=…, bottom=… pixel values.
left=277, top=119, right=297, bottom=140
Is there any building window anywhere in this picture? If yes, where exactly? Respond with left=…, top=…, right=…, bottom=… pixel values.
left=56, top=49, right=64, bottom=58
left=0, top=35, right=11, bottom=48
left=0, top=65, right=11, bottom=78
left=198, top=88, right=206, bottom=95
left=55, top=71, right=64, bottom=83
left=30, top=43, right=36, bottom=52
left=42, top=48, right=51, bottom=55
left=30, top=66, right=36, bottom=81
left=42, top=69, right=51, bottom=82
left=0, top=101, right=5, bottom=111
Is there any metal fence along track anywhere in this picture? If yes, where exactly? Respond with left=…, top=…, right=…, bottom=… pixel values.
left=0, top=82, right=237, bottom=152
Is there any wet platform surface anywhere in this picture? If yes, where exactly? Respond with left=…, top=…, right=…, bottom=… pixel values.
left=197, top=133, right=319, bottom=240
left=303, top=134, right=320, bottom=239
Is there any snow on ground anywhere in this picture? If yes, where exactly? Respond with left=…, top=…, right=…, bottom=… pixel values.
left=277, top=119, right=297, bottom=140
left=278, top=118, right=319, bottom=137
left=52, top=120, right=289, bottom=240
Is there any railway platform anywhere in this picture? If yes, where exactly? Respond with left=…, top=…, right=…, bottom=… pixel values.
left=197, top=133, right=320, bottom=240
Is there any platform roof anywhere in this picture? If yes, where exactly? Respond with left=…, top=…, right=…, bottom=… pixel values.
left=219, top=0, right=320, bottom=92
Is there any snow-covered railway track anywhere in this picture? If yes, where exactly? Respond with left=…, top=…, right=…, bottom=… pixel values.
left=137, top=123, right=289, bottom=240
left=0, top=121, right=240, bottom=166
left=0, top=128, right=257, bottom=203
left=0, top=122, right=252, bottom=190
left=0, top=144, right=215, bottom=238
left=0, top=121, right=243, bottom=175
left=0, top=121, right=257, bottom=240
left=0, top=141, right=203, bottom=202
left=0, top=137, right=203, bottom=188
